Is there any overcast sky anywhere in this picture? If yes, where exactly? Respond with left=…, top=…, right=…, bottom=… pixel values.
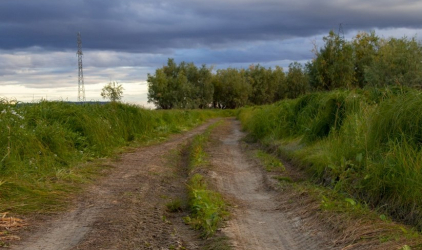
left=1, top=0, right=422, bottom=106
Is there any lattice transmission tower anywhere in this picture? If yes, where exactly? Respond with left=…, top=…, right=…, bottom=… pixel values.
left=77, top=32, right=86, bottom=102
left=338, top=23, right=345, bottom=40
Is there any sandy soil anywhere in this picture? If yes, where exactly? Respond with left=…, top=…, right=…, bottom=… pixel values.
left=9, top=118, right=335, bottom=250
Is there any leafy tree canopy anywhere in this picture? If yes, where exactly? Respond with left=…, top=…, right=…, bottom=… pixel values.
left=101, top=82, right=124, bottom=102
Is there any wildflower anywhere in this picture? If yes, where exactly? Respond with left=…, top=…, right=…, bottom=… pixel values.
left=1, top=110, right=6, bottom=114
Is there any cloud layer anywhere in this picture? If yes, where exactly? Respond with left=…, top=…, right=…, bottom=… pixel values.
left=2, top=0, right=422, bottom=52
left=1, top=0, right=422, bottom=103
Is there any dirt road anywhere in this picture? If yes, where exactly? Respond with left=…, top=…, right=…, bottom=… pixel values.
left=11, top=118, right=331, bottom=250
left=207, top=119, right=331, bottom=250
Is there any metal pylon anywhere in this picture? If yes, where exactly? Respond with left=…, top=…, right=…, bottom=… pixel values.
left=77, top=32, right=85, bottom=102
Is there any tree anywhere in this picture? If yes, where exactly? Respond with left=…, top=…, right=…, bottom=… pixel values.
left=147, top=68, right=172, bottom=109
left=246, top=64, right=277, bottom=105
left=308, top=30, right=354, bottom=90
left=101, top=82, right=124, bottom=102
left=148, top=58, right=215, bottom=109
left=212, top=68, right=251, bottom=109
left=273, top=66, right=287, bottom=101
left=196, top=64, right=214, bottom=109
left=365, top=36, right=422, bottom=88
left=285, top=62, right=308, bottom=99
left=352, top=31, right=379, bottom=88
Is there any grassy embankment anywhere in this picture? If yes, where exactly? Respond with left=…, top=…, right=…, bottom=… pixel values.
left=0, top=100, right=229, bottom=215
left=238, top=87, right=422, bottom=247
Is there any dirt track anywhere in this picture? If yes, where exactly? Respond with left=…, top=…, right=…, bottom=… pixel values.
left=10, top=118, right=332, bottom=250
left=207, top=119, right=331, bottom=250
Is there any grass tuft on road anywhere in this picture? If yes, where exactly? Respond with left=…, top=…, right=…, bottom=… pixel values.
left=183, top=121, right=230, bottom=240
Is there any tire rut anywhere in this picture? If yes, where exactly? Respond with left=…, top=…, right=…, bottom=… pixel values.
left=11, top=117, right=335, bottom=250
left=11, top=120, right=219, bottom=250
left=207, top=118, right=329, bottom=250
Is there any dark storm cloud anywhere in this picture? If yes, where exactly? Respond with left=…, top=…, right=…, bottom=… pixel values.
left=1, top=0, right=422, bottom=53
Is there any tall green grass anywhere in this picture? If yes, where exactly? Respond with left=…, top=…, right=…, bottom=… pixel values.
left=238, top=88, right=422, bottom=229
left=0, top=100, right=224, bottom=213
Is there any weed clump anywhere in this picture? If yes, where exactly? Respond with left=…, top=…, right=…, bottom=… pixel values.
left=185, top=174, right=227, bottom=238
left=183, top=122, right=228, bottom=238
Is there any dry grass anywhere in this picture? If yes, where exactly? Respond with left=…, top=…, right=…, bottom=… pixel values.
left=0, top=212, right=27, bottom=245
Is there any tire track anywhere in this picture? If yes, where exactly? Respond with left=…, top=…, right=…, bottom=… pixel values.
left=11, top=120, right=219, bottom=250
left=208, top=118, right=330, bottom=250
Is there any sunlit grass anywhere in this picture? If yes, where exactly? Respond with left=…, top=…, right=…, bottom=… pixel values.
left=0, top=100, right=227, bottom=214
left=238, top=87, right=422, bottom=231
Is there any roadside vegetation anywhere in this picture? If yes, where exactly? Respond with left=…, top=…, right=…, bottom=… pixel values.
left=0, top=100, right=228, bottom=215
left=252, top=149, right=419, bottom=250
left=238, top=87, right=422, bottom=238
left=183, top=122, right=229, bottom=240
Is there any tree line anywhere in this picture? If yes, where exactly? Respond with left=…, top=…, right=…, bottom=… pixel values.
left=147, top=30, right=422, bottom=109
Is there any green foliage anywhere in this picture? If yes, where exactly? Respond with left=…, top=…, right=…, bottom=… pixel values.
left=185, top=174, right=227, bottom=238
left=284, top=62, right=308, bottom=99
left=308, top=30, right=422, bottom=91
left=352, top=31, right=379, bottom=88
left=0, top=101, right=221, bottom=213
left=188, top=134, right=208, bottom=170
left=304, top=92, right=347, bottom=142
left=365, top=37, right=422, bottom=87
left=308, top=30, right=355, bottom=90
left=101, top=81, right=124, bottom=102
left=213, top=68, right=251, bottom=109
left=148, top=59, right=302, bottom=109
left=247, top=64, right=278, bottom=105
left=148, top=30, right=422, bottom=109
left=255, top=150, right=285, bottom=172
left=238, top=88, right=422, bottom=230
left=184, top=125, right=228, bottom=238
left=147, top=58, right=214, bottom=109
left=273, top=66, right=287, bottom=101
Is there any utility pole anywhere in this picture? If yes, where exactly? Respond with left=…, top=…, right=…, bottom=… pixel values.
left=77, top=32, right=85, bottom=102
